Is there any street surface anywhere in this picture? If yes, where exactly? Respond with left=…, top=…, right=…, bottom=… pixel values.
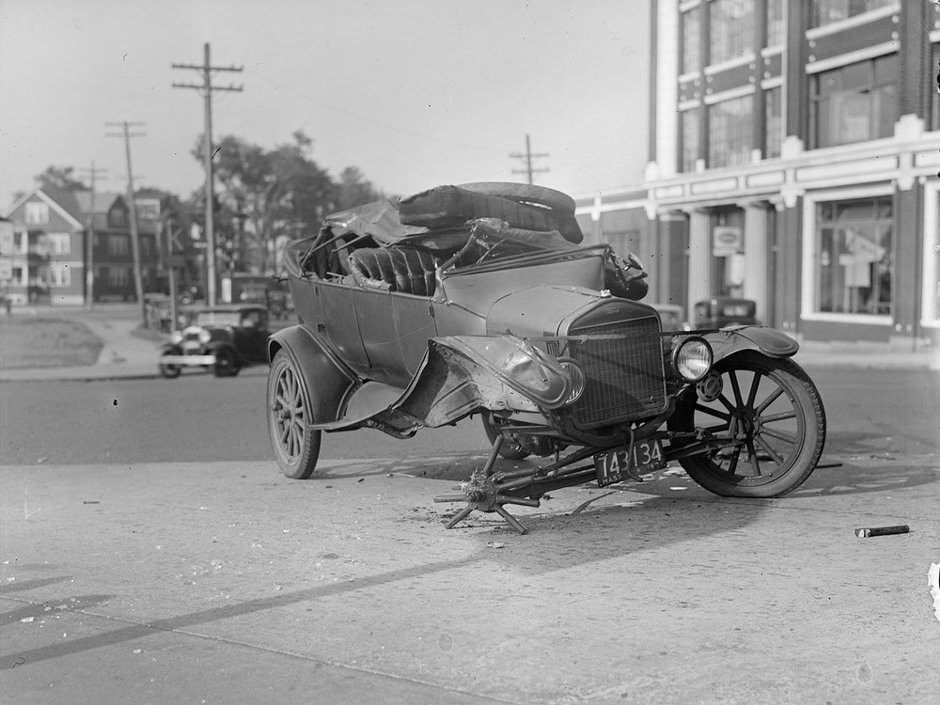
left=1, top=365, right=938, bottom=703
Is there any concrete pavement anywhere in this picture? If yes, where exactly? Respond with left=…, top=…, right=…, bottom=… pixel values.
left=0, top=305, right=937, bottom=382
left=1, top=454, right=937, bottom=703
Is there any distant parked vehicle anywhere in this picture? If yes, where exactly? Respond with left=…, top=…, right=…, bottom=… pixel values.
left=693, top=297, right=758, bottom=329
left=158, top=304, right=270, bottom=378
left=651, top=303, right=686, bottom=331
left=223, top=274, right=292, bottom=319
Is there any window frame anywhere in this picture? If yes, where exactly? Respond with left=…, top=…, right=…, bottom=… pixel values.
left=708, top=0, right=755, bottom=66
left=24, top=202, right=50, bottom=225
left=801, top=185, right=894, bottom=324
left=809, top=53, right=898, bottom=149
left=810, top=0, right=895, bottom=29
left=706, top=93, right=754, bottom=169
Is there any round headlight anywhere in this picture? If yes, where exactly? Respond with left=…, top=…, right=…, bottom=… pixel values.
left=673, top=337, right=712, bottom=382
left=558, top=358, right=585, bottom=405
left=198, top=329, right=212, bottom=344
left=170, top=331, right=183, bottom=344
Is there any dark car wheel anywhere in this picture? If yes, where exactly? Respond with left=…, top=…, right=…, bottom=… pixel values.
left=213, top=348, right=240, bottom=377
left=667, top=352, right=826, bottom=498
left=268, top=349, right=321, bottom=479
left=481, top=411, right=531, bottom=460
left=158, top=347, right=182, bottom=379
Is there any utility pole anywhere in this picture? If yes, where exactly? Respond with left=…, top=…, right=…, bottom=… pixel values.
left=510, top=133, right=549, bottom=185
left=172, top=42, right=243, bottom=306
left=77, top=161, right=107, bottom=310
left=106, top=121, right=147, bottom=325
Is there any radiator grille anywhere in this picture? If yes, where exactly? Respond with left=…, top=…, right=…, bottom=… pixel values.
left=567, top=316, right=666, bottom=428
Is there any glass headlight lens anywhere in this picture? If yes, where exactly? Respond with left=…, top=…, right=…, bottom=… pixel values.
left=673, top=337, right=712, bottom=382
left=170, top=331, right=183, bottom=344
left=198, top=329, right=212, bottom=344
left=558, top=358, right=585, bottom=405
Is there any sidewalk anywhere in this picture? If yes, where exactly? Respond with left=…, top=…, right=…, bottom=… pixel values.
left=0, top=307, right=937, bottom=382
left=0, top=306, right=166, bottom=382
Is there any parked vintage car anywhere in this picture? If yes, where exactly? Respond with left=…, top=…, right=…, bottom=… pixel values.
left=159, top=304, right=270, bottom=378
left=693, top=296, right=759, bottom=329
left=266, top=183, right=826, bottom=533
left=650, top=302, right=686, bottom=331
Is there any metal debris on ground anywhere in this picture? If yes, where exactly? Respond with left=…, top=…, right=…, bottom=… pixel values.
left=854, top=524, right=910, bottom=538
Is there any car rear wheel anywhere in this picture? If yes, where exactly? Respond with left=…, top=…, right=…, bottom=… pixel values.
left=268, top=349, right=321, bottom=479
left=213, top=348, right=240, bottom=377
left=667, top=352, right=826, bottom=498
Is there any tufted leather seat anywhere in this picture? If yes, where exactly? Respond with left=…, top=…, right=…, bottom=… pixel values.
left=347, top=247, right=439, bottom=296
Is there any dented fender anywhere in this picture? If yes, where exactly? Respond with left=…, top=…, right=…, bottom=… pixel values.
left=701, top=325, right=799, bottom=364
left=387, top=334, right=575, bottom=430
left=430, top=335, right=572, bottom=408
left=267, top=325, right=357, bottom=425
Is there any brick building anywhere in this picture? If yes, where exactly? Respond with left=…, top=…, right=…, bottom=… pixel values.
left=576, top=0, right=940, bottom=349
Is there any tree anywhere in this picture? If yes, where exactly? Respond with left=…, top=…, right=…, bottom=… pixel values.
left=200, top=130, right=335, bottom=274
left=35, top=165, right=89, bottom=192
left=334, top=166, right=385, bottom=210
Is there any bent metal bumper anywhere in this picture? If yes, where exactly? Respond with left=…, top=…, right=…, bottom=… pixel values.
left=159, top=353, right=216, bottom=366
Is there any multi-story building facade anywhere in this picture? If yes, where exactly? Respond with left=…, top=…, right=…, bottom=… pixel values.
left=576, top=0, right=939, bottom=349
left=3, top=187, right=162, bottom=304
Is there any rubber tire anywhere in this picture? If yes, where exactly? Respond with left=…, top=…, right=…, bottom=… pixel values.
left=667, top=352, right=826, bottom=498
left=458, top=182, right=576, bottom=213
left=481, top=412, right=531, bottom=461
left=213, top=348, right=240, bottom=378
left=158, top=347, right=182, bottom=379
left=400, top=185, right=583, bottom=243
left=268, top=349, right=322, bottom=479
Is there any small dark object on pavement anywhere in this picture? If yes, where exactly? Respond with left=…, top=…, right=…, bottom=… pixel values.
left=854, top=524, right=910, bottom=538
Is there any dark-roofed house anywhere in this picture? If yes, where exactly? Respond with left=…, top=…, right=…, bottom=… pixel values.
left=2, top=187, right=161, bottom=305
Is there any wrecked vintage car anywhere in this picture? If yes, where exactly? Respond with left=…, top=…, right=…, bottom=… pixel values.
left=266, top=183, right=826, bottom=533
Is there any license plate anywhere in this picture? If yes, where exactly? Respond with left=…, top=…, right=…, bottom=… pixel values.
left=594, top=438, right=666, bottom=487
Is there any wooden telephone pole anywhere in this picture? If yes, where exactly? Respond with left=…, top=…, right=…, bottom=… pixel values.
left=105, top=121, right=147, bottom=324
left=172, top=42, right=243, bottom=306
left=77, top=161, right=107, bottom=310
left=510, top=133, right=549, bottom=184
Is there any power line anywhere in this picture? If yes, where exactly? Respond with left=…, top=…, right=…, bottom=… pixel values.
left=509, top=133, right=549, bottom=184
left=105, top=121, right=147, bottom=325
left=171, top=42, right=243, bottom=306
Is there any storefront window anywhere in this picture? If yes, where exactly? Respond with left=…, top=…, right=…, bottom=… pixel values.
left=811, top=54, right=897, bottom=147
left=764, top=87, right=782, bottom=158
left=765, top=0, right=783, bottom=47
left=680, top=108, right=700, bottom=173
left=708, top=95, right=753, bottom=168
left=681, top=6, right=701, bottom=74
left=815, top=196, right=892, bottom=316
left=811, top=0, right=894, bottom=28
left=709, top=0, right=754, bottom=65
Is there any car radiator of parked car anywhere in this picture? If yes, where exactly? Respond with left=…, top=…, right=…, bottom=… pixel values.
left=564, top=316, right=667, bottom=428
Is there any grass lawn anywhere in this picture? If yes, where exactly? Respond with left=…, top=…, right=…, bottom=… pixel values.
left=0, top=317, right=103, bottom=369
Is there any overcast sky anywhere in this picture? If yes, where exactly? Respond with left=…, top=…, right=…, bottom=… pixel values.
left=0, top=0, right=650, bottom=207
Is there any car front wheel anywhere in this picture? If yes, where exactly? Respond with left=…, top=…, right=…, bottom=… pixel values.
left=158, top=348, right=182, bottom=379
left=268, top=349, right=321, bottom=479
left=668, top=352, right=826, bottom=498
